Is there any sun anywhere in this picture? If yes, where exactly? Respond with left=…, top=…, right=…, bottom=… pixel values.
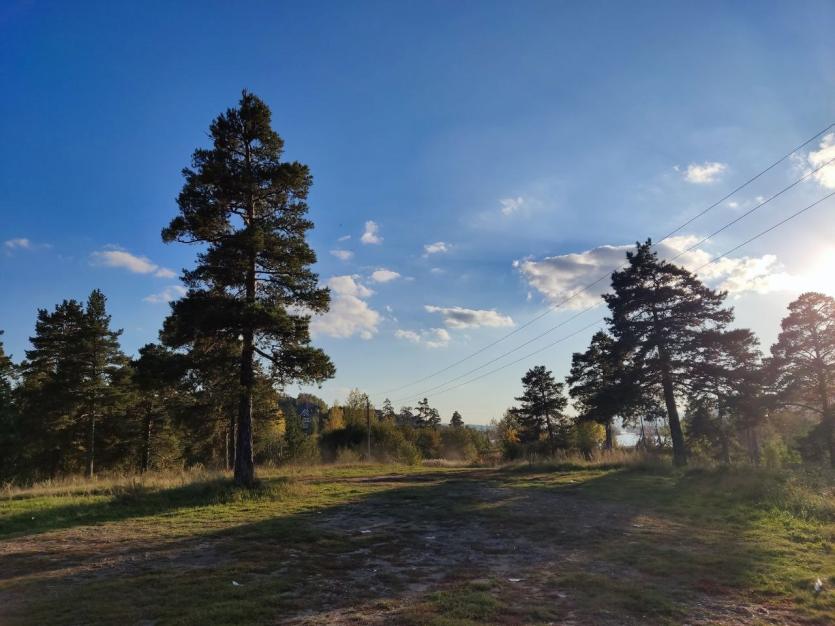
left=798, top=248, right=835, bottom=296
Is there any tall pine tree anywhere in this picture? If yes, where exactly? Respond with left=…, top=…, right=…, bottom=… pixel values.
left=0, top=331, right=20, bottom=478
left=686, top=328, right=763, bottom=464
left=18, top=292, right=127, bottom=477
left=162, top=91, right=334, bottom=486
left=79, top=289, right=128, bottom=477
left=515, top=365, right=569, bottom=452
left=19, top=299, right=87, bottom=476
left=567, top=331, right=630, bottom=450
left=603, top=241, right=733, bottom=466
left=769, top=292, right=835, bottom=466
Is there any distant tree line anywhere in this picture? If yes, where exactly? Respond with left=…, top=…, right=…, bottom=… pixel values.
left=0, top=303, right=487, bottom=479
left=494, top=241, right=835, bottom=468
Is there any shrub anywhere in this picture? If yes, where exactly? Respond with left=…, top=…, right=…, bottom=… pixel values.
left=575, top=421, right=606, bottom=457
left=440, top=427, right=478, bottom=461
left=318, top=422, right=421, bottom=464
left=416, top=428, right=442, bottom=458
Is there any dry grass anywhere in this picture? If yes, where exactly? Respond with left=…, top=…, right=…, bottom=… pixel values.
left=0, top=467, right=226, bottom=500
left=1, top=460, right=833, bottom=625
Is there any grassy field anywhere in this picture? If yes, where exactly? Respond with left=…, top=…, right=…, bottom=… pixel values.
left=0, top=460, right=833, bottom=625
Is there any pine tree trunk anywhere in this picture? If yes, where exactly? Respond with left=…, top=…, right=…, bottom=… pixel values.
left=88, top=413, right=96, bottom=478
left=659, top=358, right=687, bottom=466
left=234, top=140, right=257, bottom=488
left=225, top=421, right=231, bottom=471
left=544, top=414, right=556, bottom=454
left=817, top=374, right=834, bottom=468
left=141, top=404, right=153, bottom=473
left=235, top=331, right=256, bottom=487
left=719, top=429, right=730, bottom=465
left=822, top=401, right=834, bottom=469
left=717, top=402, right=730, bottom=465
left=748, top=427, right=761, bottom=466
left=604, top=421, right=613, bottom=450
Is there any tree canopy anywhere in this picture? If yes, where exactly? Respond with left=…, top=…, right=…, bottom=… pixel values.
left=161, top=91, right=334, bottom=485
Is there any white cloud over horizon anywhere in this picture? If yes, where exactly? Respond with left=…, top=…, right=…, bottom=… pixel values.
left=310, top=275, right=380, bottom=339
left=91, top=249, right=176, bottom=278
left=805, top=132, right=835, bottom=189
left=515, top=235, right=795, bottom=310
left=424, top=305, right=514, bottom=329
left=682, top=161, right=727, bottom=184
left=361, top=220, right=382, bottom=245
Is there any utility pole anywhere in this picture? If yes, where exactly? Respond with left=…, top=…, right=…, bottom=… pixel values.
left=366, top=395, right=371, bottom=461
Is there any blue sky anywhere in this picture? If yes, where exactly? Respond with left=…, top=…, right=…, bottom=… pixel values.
left=2, top=1, right=835, bottom=423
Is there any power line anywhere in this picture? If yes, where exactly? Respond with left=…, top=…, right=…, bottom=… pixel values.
left=394, top=154, right=835, bottom=404
left=407, top=318, right=606, bottom=402
left=392, top=302, right=599, bottom=404
left=392, top=190, right=835, bottom=403
left=377, top=123, right=834, bottom=397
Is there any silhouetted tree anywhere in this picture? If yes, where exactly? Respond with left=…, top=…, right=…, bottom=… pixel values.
left=79, top=290, right=129, bottom=477
left=415, top=397, right=431, bottom=427
left=450, top=410, right=464, bottom=428
left=17, top=292, right=128, bottom=477
left=567, top=331, right=631, bottom=449
left=381, top=398, right=396, bottom=422
left=515, top=365, right=569, bottom=452
left=604, top=240, right=733, bottom=466
left=162, top=91, right=335, bottom=486
left=132, top=343, right=188, bottom=472
left=19, top=299, right=87, bottom=476
left=0, top=331, right=20, bottom=478
left=686, top=328, right=763, bottom=464
left=769, top=292, right=835, bottom=466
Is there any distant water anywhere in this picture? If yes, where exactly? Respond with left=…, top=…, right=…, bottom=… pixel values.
left=617, top=431, right=640, bottom=447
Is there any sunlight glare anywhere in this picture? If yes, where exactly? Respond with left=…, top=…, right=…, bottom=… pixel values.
left=799, top=248, right=835, bottom=296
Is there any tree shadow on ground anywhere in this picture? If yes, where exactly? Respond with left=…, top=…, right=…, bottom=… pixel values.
left=0, top=476, right=300, bottom=539
left=0, top=467, right=823, bottom=625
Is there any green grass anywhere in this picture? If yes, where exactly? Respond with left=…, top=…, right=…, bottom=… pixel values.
left=1, top=461, right=832, bottom=625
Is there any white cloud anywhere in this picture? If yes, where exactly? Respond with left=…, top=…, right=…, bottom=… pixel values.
left=330, top=249, right=354, bottom=261
left=4, top=237, right=50, bottom=254
left=338, top=234, right=351, bottom=242
left=515, top=235, right=794, bottom=310
left=327, top=275, right=374, bottom=298
left=310, top=275, right=380, bottom=339
left=361, top=220, right=382, bottom=245
left=500, top=196, right=525, bottom=216
left=424, top=305, right=514, bottom=329
left=371, top=268, right=400, bottom=283
left=394, top=329, right=420, bottom=343
left=143, top=285, right=188, bottom=304
left=424, top=241, right=451, bottom=255
left=430, top=267, right=445, bottom=275
left=91, top=249, right=175, bottom=278
left=683, top=161, right=727, bottom=184
left=805, top=133, right=835, bottom=189
left=4, top=238, right=32, bottom=251
left=395, top=327, right=451, bottom=349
